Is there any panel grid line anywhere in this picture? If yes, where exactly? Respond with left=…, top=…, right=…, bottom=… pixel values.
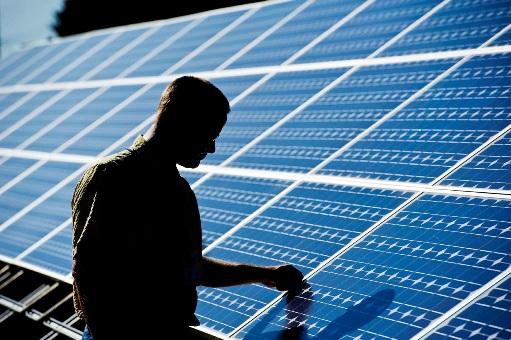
left=1, top=45, right=511, bottom=94
left=0, top=148, right=508, bottom=200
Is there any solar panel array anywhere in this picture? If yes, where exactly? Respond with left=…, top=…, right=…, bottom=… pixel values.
left=0, top=0, right=510, bottom=338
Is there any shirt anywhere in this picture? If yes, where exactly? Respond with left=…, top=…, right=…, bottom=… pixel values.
left=71, top=135, right=202, bottom=338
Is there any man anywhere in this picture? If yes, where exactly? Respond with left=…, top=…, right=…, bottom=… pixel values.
left=72, top=76, right=304, bottom=339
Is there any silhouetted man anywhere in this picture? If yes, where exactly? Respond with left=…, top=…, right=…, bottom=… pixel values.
left=72, top=76, right=304, bottom=339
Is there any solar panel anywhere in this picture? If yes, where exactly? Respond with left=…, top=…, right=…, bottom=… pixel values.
left=0, top=0, right=510, bottom=338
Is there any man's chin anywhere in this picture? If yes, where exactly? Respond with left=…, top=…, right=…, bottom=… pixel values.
left=177, top=159, right=201, bottom=168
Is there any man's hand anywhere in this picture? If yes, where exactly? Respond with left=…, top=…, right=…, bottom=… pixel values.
left=264, top=264, right=305, bottom=293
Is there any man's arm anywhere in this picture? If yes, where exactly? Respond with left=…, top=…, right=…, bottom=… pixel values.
left=200, top=256, right=305, bottom=293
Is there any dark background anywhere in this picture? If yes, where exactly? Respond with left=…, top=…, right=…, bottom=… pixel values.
left=53, top=0, right=267, bottom=36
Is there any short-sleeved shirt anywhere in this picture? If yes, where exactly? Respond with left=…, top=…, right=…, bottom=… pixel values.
left=71, top=136, right=202, bottom=338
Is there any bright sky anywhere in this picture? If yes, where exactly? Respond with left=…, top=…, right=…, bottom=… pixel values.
left=0, top=0, right=63, bottom=58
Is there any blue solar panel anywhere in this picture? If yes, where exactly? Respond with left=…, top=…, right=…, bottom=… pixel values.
left=197, top=183, right=412, bottom=332
left=231, top=59, right=457, bottom=172
left=0, top=46, right=47, bottom=81
left=22, top=223, right=73, bottom=275
left=227, top=0, right=365, bottom=68
left=90, top=21, right=189, bottom=80
left=55, top=28, right=150, bottom=82
left=23, top=86, right=142, bottom=153
left=204, top=69, right=345, bottom=165
left=0, top=179, right=76, bottom=258
left=293, top=0, right=442, bottom=63
left=0, top=89, right=97, bottom=149
left=430, top=276, right=511, bottom=339
left=0, top=158, right=38, bottom=187
left=0, top=91, right=59, bottom=140
left=381, top=0, right=511, bottom=56
left=195, top=175, right=289, bottom=247
left=238, top=194, right=511, bottom=338
left=29, top=34, right=112, bottom=84
left=176, top=1, right=301, bottom=73
left=442, top=132, right=511, bottom=190
left=0, top=92, right=28, bottom=113
left=0, top=0, right=510, bottom=337
left=320, top=54, right=511, bottom=183
left=127, top=10, right=246, bottom=77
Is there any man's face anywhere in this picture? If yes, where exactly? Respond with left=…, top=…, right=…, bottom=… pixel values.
left=176, top=116, right=225, bottom=168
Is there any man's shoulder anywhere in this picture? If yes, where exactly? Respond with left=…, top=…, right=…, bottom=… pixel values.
left=75, top=150, right=134, bottom=191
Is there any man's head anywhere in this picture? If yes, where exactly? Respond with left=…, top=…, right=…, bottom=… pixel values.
left=151, top=76, right=230, bottom=168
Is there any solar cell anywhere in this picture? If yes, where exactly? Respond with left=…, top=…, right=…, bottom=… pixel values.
left=195, top=175, right=290, bottom=247
left=197, top=183, right=412, bottom=332
left=238, top=194, right=511, bottom=339
left=0, top=46, right=47, bottom=81
left=90, top=21, right=190, bottom=80
left=381, top=0, right=511, bottom=56
left=0, top=89, right=97, bottom=149
left=320, top=54, right=511, bottom=183
left=293, top=0, right=443, bottom=63
left=21, top=223, right=73, bottom=276
left=176, top=1, right=300, bottom=73
left=203, top=69, right=344, bottom=165
left=226, top=0, right=365, bottom=68
left=231, top=59, right=456, bottom=172
left=430, top=275, right=511, bottom=339
left=442, top=131, right=511, bottom=190
left=55, top=28, right=150, bottom=82
left=127, top=11, right=247, bottom=77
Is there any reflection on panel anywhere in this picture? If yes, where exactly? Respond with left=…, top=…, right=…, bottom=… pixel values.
left=195, top=175, right=289, bottom=248
left=176, top=1, right=300, bottom=73
left=204, top=69, right=344, bottom=165
left=321, top=54, right=511, bottom=183
left=382, top=0, right=511, bottom=56
left=430, top=276, right=511, bottom=339
left=239, top=194, right=511, bottom=339
left=0, top=164, right=80, bottom=257
left=294, top=0, right=441, bottom=63
left=196, top=183, right=411, bottom=333
left=227, top=0, right=364, bottom=68
left=442, top=131, right=511, bottom=190
left=231, top=59, right=455, bottom=172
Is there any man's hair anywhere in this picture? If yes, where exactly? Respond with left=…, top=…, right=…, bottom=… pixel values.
left=154, top=76, right=230, bottom=135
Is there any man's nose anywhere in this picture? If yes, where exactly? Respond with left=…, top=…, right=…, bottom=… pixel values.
left=207, top=140, right=215, bottom=153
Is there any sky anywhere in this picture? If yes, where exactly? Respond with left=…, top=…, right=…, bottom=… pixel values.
left=0, top=0, right=63, bottom=58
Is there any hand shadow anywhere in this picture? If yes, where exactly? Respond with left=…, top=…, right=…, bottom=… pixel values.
left=243, top=288, right=395, bottom=340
